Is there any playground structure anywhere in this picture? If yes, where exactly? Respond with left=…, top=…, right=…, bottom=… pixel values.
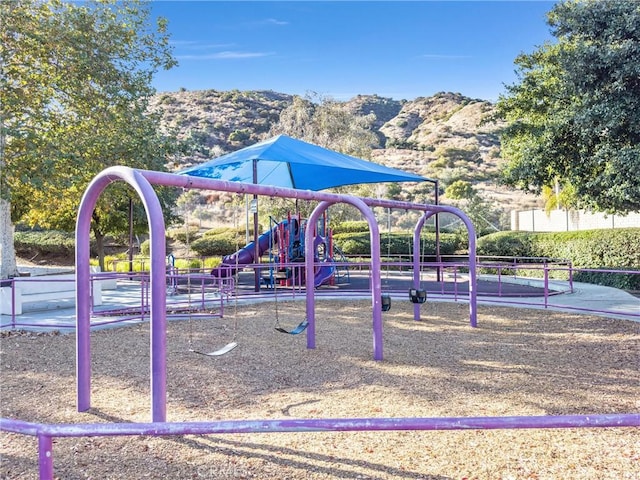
left=212, top=211, right=340, bottom=289
left=2, top=165, right=638, bottom=479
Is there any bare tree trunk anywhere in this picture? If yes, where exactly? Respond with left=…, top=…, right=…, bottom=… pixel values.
left=1, top=104, right=17, bottom=279
left=93, top=226, right=106, bottom=272
left=0, top=198, right=18, bottom=279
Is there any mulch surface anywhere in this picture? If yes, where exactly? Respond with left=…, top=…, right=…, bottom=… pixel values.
left=1, top=301, right=639, bottom=479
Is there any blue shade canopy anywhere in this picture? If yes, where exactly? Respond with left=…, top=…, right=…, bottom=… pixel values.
left=179, top=134, right=428, bottom=190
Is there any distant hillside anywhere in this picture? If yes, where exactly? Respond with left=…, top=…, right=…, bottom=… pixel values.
left=150, top=89, right=540, bottom=215
left=150, top=89, right=294, bottom=168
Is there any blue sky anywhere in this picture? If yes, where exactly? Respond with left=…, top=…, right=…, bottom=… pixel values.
left=151, top=1, right=557, bottom=102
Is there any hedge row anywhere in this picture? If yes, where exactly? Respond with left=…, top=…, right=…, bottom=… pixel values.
left=190, top=230, right=463, bottom=258
left=476, top=228, right=640, bottom=268
left=332, top=221, right=370, bottom=234
left=190, top=226, right=256, bottom=257
left=166, top=226, right=200, bottom=244
left=333, top=232, right=462, bottom=257
left=476, top=228, right=640, bottom=289
left=14, top=230, right=77, bottom=256
left=202, top=225, right=262, bottom=238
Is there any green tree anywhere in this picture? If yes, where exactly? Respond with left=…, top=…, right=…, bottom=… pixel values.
left=541, top=180, right=578, bottom=214
left=1, top=0, right=180, bottom=275
left=444, top=181, right=504, bottom=235
left=270, top=92, right=379, bottom=160
left=444, top=180, right=475, bottom=200
left=496, top=0, right=640, bottom=214
left=267, top=92, right=381, bottom=224
left=385, top=183, right=403, bottom=201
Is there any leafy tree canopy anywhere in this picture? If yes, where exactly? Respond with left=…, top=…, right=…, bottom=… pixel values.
left=1, top=0, right=183, bottom=269
left=496, top=0, right=640, bottom=214
left=269, top=92, right=379, bottom=160
left=266, top=92, right=382, bottom=223
left=445, top=180, right=475, bottom=201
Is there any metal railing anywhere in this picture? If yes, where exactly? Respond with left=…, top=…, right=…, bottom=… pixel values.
left=2, top=260, right=639, bottom=331
left=2, top=414, right=638, bottom=480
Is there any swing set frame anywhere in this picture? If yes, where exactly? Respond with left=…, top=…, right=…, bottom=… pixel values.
left=75, top=166, right=477, bottom=422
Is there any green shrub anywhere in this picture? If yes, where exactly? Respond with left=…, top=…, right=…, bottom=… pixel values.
left=228, top=128, right=251, bottom=142
left=476, top=231, right=536, bottom=258
left=140, top=238, right=172, bottom=257
left=332, top=221, right=370, bottom=234
left=335, top=236, right=371, bottom=255
left=533, top=229, right=640, bottom=269
left=140, top=239, right=150, bottom=256
left=174, top=257, right=205, bottom=270
left=333, top=231, right=461, bottom=256
left=190, top=237, right=236, bottom=256
left=573, top=269, right=640, bottom=290
left=167, top=226, right=200, bottom=244
left=477, top=228, right=640, bottom=268
left=203, top=226, right=235, bottom=237
left=477, top=228, right=640, bottom=289
left=203, top=225, right=260, bottom=241
left=14, top=230, right=76, bottom=256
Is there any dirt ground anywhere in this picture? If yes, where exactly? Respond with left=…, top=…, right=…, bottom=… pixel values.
left=1, top=300, right=639, bottom=480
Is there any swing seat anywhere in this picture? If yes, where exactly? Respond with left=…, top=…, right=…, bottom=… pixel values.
left=190, top=341, right=238, bottom=357
left=381, top=294, right=392, bottom=312
left=275, top=320, right=308, bottom=335
left=409, top=288, right=427, bottom=304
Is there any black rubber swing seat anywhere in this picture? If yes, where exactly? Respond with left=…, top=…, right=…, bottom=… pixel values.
left=381, top=294, right=392, bottom=312
left=409, top=288, right=427, bottom=304
left=275, top=319, right=309, bottom=335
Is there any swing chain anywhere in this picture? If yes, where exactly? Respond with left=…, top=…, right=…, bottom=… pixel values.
left=184, top=193, right=195, bottom=350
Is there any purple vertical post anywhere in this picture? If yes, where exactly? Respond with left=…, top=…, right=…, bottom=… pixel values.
left=140, top=277, right=145, bottom=320
left=305, top=201, right=333, bottom=350
left=413, top=213, right=429, bottom=321
left=569, top=263, right=574, bottom=293
left=145, top=171, right=168, bottom=422
left=459, top=209, right=478, bottom=328
left=454, top=267, right=458, bottom=301
left=38, top=434, right=53, bottom=480
left=76, top=175, right=109, bottom=412
left=10, top=279, right=16, bottom=328
left=252, top=159, right=260, bottom=292
left=544, top=263, right=549, bottom=309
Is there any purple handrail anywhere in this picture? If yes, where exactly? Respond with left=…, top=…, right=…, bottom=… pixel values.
left=2, top=413, right=638, bottom=480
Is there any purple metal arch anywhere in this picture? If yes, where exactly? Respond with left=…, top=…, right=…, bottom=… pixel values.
left=75, top=167, right=168, bottom=422
left=413, top=208, right=477, bottom=325
left=305, top=198, right=385, bottom=360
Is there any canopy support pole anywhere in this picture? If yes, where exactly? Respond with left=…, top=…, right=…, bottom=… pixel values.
left=253, top=159, right=260, bottom=292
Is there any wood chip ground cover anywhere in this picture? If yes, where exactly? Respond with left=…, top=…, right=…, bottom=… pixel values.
left=1, top=301, right=638, bottom=479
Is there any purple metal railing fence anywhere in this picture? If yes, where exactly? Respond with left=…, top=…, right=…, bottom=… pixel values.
left=2, top=263, right=637, bottom=331
left=2, top=414, right=639, bottom=480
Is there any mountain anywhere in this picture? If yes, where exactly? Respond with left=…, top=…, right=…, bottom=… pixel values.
left=150, top=89, right=294, bottom=169
left=150, top=89, right=540, bottom=214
